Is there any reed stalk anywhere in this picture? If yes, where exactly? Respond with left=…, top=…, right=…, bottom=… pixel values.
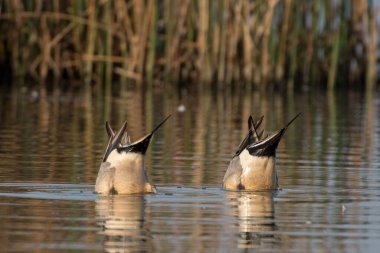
left=146, top=0, right=157, bottom=83
left=0, top=0, right=378, bottom=92
left=197, top=0, right=209, bottom=82
left=327, top=1, right=340, bottom=92
left=366, top=8, right=377, bottom=91
left=286, top=1, right=299, bottom=93
left=241, top=0, right=254, bottom=83
left=260, top=0, right=277, bottom=88
left=84, top=0, right=96, bottom=86
left=217, top=0, right=227, bottom=85
left=275, top=0, right=291, bottom=83
left=309, top=0, right=321, bottom=88
left=104, top=0, right=112, bottom=96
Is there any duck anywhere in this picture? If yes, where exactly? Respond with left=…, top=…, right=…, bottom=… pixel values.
left=95, top=115, right=171, bottom=194
left=223, top=113, right=300, bottom=191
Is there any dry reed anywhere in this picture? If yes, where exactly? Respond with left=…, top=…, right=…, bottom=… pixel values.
left=0, top=0, right=378, bottom=92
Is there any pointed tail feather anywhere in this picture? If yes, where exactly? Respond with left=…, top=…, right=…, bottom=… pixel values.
left=247, top=113, right=301, bottom=157
left=103, top=120, right=128, bottom=161
left=150, top=114, right=171, bottom=136
left=251, top=115, right=264, bottom=141
left=257, top=129, right=265, bottom=139
left=284, top=112, right=301, bottom=130
left=121, top=133, right=131, bottom=145
left=234, top=115, right=264, bottom=157
left=255, top=115, right=264, bottom=129
left=118, top=115, right=171, bottom=155
left=248, top=115, right=254, bottom=131
left=234, top=129, right=253, bottom=157
left=105, top=121, right=115, bottom=138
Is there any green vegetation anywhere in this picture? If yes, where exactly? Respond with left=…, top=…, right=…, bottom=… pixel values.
left=0, top=0, right=378, bottom=92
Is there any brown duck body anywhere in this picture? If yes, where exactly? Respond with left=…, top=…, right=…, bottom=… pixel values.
left=223, top=150, right=278, bottom=190
left=95, top=152, right=156, bottom=194
left=223, top=114, right=300, bottom=191
left=95, top=116, right=170, bottom=195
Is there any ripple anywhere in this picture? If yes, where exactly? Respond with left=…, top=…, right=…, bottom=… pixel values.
left=0, top=90, right=380, bottom=252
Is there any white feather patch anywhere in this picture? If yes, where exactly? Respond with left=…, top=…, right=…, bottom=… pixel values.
left=107, top=150, right=144, bottom=168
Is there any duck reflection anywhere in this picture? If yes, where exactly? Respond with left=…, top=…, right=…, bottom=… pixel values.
left=95, top=195, right=151, bottom=253
left=225, top=191, right=277, bottom=249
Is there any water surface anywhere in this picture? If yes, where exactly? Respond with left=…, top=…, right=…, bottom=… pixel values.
left=0, top=86, right=379, bottom=252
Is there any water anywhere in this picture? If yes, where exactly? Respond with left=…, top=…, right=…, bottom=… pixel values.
left=0, top=86, right=379, bottom=252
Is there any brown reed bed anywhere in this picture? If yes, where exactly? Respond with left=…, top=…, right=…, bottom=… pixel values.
left=0, top=0, right=378, bottom=93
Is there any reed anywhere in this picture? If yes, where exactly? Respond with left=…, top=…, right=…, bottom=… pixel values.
left=0, top=0, right=378, bottom=92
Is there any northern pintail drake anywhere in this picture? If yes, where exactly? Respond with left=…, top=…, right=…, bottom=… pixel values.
left=223, top=113, right=300, bottom=191
left=95, top=115, right=171, bottom=194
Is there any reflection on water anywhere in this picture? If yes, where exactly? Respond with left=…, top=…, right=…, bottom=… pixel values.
left=0, top=85, right=379, bottom=252
left=225, top=191, right=277, bottom=249
left=96, top=195, right=150, bottom=253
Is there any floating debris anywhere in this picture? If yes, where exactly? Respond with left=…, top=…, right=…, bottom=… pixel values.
left=177, top=104, right=186, bottom=113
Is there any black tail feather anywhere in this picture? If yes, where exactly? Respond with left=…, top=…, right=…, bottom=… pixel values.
left=234, top=115, right=264, bottom=157
left=105, top=121, right=115, bottom=138
left=151, top=114, right=171, bottom=136
left=118, top=115, right=171, bottom=155
left=255, top=115, right=264, bottom=129
left=103, top=120, right=128, bottom=161
left=247, top=113, right=301, bottom=157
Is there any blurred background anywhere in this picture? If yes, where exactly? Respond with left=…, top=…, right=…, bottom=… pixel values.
left=0, top=0, right=379, bottom=94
